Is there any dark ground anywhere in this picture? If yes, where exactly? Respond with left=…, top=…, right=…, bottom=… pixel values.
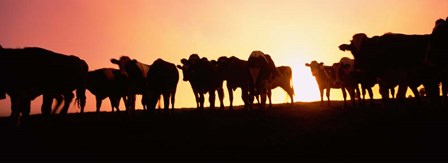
left=1, top=99, right=448, bottom=162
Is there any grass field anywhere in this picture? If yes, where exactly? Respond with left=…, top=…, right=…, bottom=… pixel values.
left=1, top=99, right=447, bottom=162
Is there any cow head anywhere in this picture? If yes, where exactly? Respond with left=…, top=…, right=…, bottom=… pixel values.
left=177, top=54, right=201, bottom=81
left=111, top=56, right=133, bottom=78
left=111, top=56, right=149, bottom=81
left=305, top=61, right=324, bottom=76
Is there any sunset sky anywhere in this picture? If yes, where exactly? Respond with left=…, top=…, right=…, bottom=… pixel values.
left=1, top=0, right=447, bottom=116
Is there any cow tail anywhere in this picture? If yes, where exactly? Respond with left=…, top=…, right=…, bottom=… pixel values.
left=75, top=60, right=88, bottom=112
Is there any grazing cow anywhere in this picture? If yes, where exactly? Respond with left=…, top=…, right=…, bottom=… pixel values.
left=87, top=68, right=128, bottom=113
left=425, top=18, right=448, bottom=104
left=142, top=59, right=179, bottom=111
left=339, top=33, right=427, bottom=103
left=247, top=51, right=278, bottom=109
left=111, top=56, right=150, bottom=112
left=0, top=46, right=88, bottom=124
left=331, top=57, right=361, bottom=107
left=305, top=61, right=345, bottom=106
left=217, top=56, right=252, bottom=110
left=177, top=54, right=224, bottom=110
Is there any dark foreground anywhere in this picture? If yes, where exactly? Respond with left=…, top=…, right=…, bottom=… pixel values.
left=1, top=100, right=448, bottom=162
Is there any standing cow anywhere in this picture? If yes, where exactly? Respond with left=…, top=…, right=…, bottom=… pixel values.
left=248, top=51, right=278, bottom=109
left=111, top=56, right=150, bottom=112
left=339, top=33, right=427, bottom=104
left=177, top=54, right=224, bottom=110
left=217, top=56, right=252, bottom=110
left=0, top=46, right=88, bottom=125
left=87, top=68, right=128, bottom=113
left=424, top=17, right=448, bottom=104
left=306, top=61, right=345, bottom=106
left=142, top=59, right=179, bottom=111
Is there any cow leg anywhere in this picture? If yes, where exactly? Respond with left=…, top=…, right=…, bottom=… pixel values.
left=442, top=81, right=448, bottom=105
left=367, top=87, right=374, bottom=106
left=9, top=95, right=21, bottom=125
left=53, top=95, right=64, bottom=114
left=209, top=91, right=216, bottom=110
left=228, top=87, right=234, bottom=110
left=170, top=89, right=176, bottom=110
left=109, top=96, right=119, bottom=112
left=396, top=84, right=407, bottom=102
left=390, top=87, right=395, bottom=99
left=163, top=93, right=170, bottom=110
left=41, top=94, right=53, bottom=116
left=60, top=92, right=74, bottom=115
left=217, top=88, right=224, bottom=109
left=96, top=96, right=103, bottom=113
left=198, top=93, right=205, bottom=110
left=128, top=94, right=136, bottom=112
left=267, top=88, right=272, bottom=109
left=319, top=88, right=324, bottom=106
left=341, top=87, right=347, bottom=107
left=410, top=86, right=420, bottom=102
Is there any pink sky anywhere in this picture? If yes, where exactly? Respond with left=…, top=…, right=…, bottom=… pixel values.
left=1, top=0, right=447, bottom=116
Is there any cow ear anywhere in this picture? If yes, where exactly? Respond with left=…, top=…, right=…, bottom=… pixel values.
left=319, top=62, right=324, bottom=66
left=111, top=58, right=119, bottom=64
left=176, top=65, right=183, bottom=69
left=181, top=58, right=187, bottom=64
left=305, top=63, right=310, bottom=67
left=131, top=59, right=137, bottom=64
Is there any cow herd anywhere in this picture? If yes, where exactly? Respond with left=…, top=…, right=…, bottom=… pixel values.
left=305, top=17, right=448, bottom=107
left=0, top=46, right=294, bottom=125
left=1, top=17, right=447, bottom=125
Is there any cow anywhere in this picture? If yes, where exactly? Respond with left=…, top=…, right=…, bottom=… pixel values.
left=424, top=17, right=448, bottom=104
left=142, top=59, right=179, bottom=111
left=177, top=54, right=224, bottom=110
left=111, top=56, right=150, bottom=112
left=87, top=68, right=128, bottom=113
left=247, top=51, right=278, bottom=109
left=339, top=33, right=427, bottom=104
left=217, top=56, right=252, bottom=110
left=253, top=66, right=295, bottom=107
left=0, top=46, right=88, bottom=125
left=305, top=61, right=346, bottom=106
left=331, top=57, right=361, bottom=107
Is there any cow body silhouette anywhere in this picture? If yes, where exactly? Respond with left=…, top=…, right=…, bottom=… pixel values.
left=217, top=56, right=252, bottom=110
left=143, top=59, right=179, bottom=111
left=177, top=54, right=224, bottom=110
left=0, top=46, right=88, bottom=125
left=248, top=51, right=278, bottom=109
left=87, top=68, right=128, bottom=112
left=339, top=33, right=427, bottom=103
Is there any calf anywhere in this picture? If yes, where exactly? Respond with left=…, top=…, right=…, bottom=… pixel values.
left=305, top=61, right=343, bottom=106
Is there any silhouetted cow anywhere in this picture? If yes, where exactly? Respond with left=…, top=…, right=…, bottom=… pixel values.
left=425, top=18, right=448, bottom=103
left=254, top=66, right=295, bottom=107
left=248, top=51, right=278, bottom=109
left=111, top=56, right=150, bottom=112
left=87, top=68, right=128, bottom=113
left=331, top=57, right=361, bottom=107
left=177, top=54, right=224, bottom=110
left=217, top=56, right=251, bottom=110
left=142, top=59, right=179, bottom=111
left=0, top=46, right=88, bottom=124
left=339, top=33, right=427, bottom=103
left=305, top=61, right=344, bottom=106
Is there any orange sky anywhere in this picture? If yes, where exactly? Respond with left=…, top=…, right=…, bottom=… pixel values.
left=1, top=0, right=447, bottom=116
